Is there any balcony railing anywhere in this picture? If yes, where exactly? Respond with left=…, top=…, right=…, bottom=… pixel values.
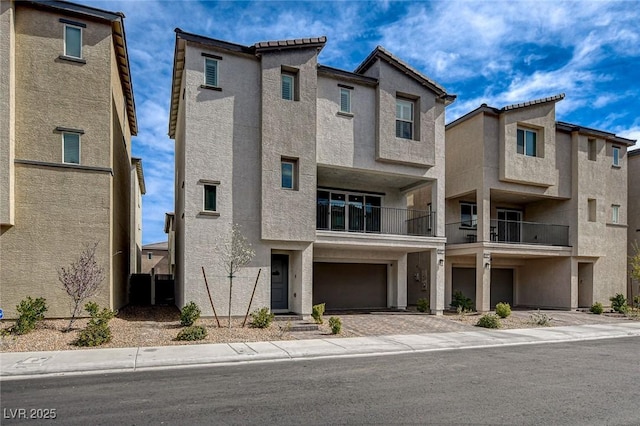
left=445, top=219, right=569, bottom=246
left=317, top=203, right=436, bottom=237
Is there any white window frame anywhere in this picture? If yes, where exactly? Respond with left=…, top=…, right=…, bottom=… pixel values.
left=203, top=184, right=217, bottom=212
left=64, top=24, right=83, bottom=59
left=612, top=146, right=620, bottom=167
left=612, top=204, right=620, bottom=224
left=460, top=202, right=477, bottom=228
left=281, top=159, right=296, bottom=190
left=62, top=132, right=81, bottom=164
left=396, top=98, right=414, bottom=139
left=204, top=57, right=218, bottom=87
left=340, top=88, right=352, bottom=113
left=517, top=128, right=538, bottom=157
left=281, top=74, right=294, bottom=101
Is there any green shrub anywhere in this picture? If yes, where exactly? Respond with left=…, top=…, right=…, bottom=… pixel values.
left=180, top=301, right=201, bottom=327
left=13, top=297, right=48, bottom=335
left=75, top=302, right=116, bottom=347
left=176, top=325, right=207, bottom=341
left=312, top=303, right=325, bottom=324
left=529, top=309, right=551, bottom=326
left=609, top=293, right=627, bottom=313
left=328, top=316, right=342, bottom=334
left=590, top=302, right=604, bottom=315
left=495, top=302, right=511, bottom=319
left=249, top=307, right=274, bottom=329
left=416, top=298, right=429, bottom=313
left=476, top=314, right=500, bottom=329
left=450, top=291, right=474, bottom=312
left=634, top=295, right=640, bottom=308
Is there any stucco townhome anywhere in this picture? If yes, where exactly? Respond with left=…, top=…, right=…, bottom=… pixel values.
left=168, top=30, right=455, bottom=317
left=0, top=0, right=144, bottom=318
left=628, top=148, right=640, bottom=300
left=444, top=94, right=636, bottom=311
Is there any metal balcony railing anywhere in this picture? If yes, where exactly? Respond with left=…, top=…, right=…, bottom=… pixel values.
left=317, top=203, right=436, bottom=237
left=446, top=219, right=569, bottom=246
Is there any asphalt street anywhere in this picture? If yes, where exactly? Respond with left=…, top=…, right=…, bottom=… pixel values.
left=2, top=337, right=639, bottom=425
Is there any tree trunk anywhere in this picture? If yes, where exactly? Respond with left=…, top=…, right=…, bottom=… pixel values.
left=228, top=274, right=233, bottom=329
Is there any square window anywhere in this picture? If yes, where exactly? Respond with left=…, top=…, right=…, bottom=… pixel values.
left=281, top=74, right=294, bottom=101
left=460, top=202, right=477, bottom=227
left=281, top=159, right=298, bottom=190
left=204, top=185, right=217, bottom=212
left=64, top=24, right=82, bottom=59
left=204, top=58, right=218, bottom=87
left=396, top=99, right=413, bottom=139
left=612, top=146, right=620, bottom=167
left=612, top=204, right=619, bottom=224
left=517, top=128, right=537, bottom=157
left=340, top=88, right=351, bottom=113
left=63, top=132, right=80, bottom=164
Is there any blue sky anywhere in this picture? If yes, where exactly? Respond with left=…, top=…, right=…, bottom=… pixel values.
left=88, top=0, right=640, bottom=245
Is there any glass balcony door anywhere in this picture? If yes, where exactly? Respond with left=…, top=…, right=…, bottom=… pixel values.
left=497, top=209, right=522, bottom=243
left=317, top=190, right=382, bottom=233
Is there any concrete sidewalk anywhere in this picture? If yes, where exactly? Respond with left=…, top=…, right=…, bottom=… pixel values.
left=2, top=322, right=640, bottom=380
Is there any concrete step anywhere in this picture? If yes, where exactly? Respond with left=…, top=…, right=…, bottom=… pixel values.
left=273, top=314, right=303, bottom=322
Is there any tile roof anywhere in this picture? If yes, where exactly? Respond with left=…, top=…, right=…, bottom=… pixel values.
left=501, top=93, right=566, bottom=111
left=254, top=36, right=327, bottom=51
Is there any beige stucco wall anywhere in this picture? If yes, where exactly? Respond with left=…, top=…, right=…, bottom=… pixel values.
left=628, top=151, right=640, bottom=299
left=0, top=5, right=135, bottom=318
left=0, top=0, right=15, bottom=226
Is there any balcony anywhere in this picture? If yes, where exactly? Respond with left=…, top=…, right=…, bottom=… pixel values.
left=446, top=219, right=569, bottom=246
left=317, top=203, right=436, bottom=237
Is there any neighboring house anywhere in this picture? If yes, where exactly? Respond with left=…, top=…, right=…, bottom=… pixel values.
left=164, top=212, right=176, bottom=277
left=444, top=95, right=635, bottom=311
left=628, top=148, right=640, bottom=301
left=168, top=31, right=454, bottom=316
left=0, top=0, right=142, bottom=318
left=142, top=241, right=170, bottom=276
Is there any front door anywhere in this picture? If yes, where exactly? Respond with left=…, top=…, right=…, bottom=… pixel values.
left=271, top=254, right=289, bottom=310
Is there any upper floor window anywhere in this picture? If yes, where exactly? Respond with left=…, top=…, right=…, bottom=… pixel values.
left=460, top=202, right=477, bottom=227
left=281, top=158, right=298, bottom=190
left=588, top=138, right=597, bottom=161
left=64, top=24, right=82, bottom=59
left=204, top=185, right=217, bottom=212
left=517, top=128, right=537, bottom=157
left=62, top=132, right=80, bottom=164
left=612, top=204, right=620, bottom=224
left=340, top=87, right=352, bottom=113
left=612, top=146, right=620, bottom=167
left=204, top=58, right=218, bottom=87
left=281, top=73, right=295, bottom=101
left=396, top=99, right=413, bottom=139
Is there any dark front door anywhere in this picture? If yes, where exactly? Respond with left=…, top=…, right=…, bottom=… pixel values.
left=271, top=254, right=289, bottom=310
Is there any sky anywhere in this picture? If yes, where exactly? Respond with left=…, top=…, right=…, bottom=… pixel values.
left=87, top=0, right=640, bottom=245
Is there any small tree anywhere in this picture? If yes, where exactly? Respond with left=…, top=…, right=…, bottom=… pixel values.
left=58, top=242, right=105, bottom=331
left=630, top=242, right=640, bottom=307
left=221, top=225, right=255, bottom=328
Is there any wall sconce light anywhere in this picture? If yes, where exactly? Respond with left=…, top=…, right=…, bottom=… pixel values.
left=485, top=262, right=490, bottom=269
left=439, top=259, right=444, bottom=266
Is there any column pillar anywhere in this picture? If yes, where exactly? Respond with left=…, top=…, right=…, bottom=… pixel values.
left=430, top=248, right=445, bottom=315
left=570, top=257, right=578, bottom=310
left=395, top=254, right=407, bottom=310
left=476, top=250, right=491, bottom=312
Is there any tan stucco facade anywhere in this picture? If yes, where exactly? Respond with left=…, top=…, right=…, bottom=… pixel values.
left=169, top=33, right=452, bottom=317
left=0, top=1, right=142, bottom=318
left=444, top=96, right=635, bottom=312
left=628, top=149, right=640, bottom=300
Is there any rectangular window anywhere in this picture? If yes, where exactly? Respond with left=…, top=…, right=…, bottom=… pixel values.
left=588, top=199, right=596, bottom=222
left=147, top=253, right=153, bottom=260
left=612, top=146, right=620, bottom=167
left=588, top=138, right=597, bottom=161
left=612, top=204, right=619, bottom=224
left=340, top=88, right=351, bottom=113
left=396, top=99, right=413, bottom=139
left=281, top=158, right=297, bottom=190
left=64, top=24, right=82, bottom=59
left=204, top=58, right=218, bottom=87
left=460, top=202, right=477, bottom=227
left=281, top=74, right=294, bottom=101
left=63, top=132, right=80, bottom=164
left=517, top=128, right=537, bottom=157
left=204, top=185, right=217, bottom=212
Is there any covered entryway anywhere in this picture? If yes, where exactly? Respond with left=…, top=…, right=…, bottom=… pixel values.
left=490, top=268, right=514, bottom=307
left=313, top=262, right=387, bottom=309
left=271, top=254, right=289, bottom=310
left=578, top=262, right=594, bottom=308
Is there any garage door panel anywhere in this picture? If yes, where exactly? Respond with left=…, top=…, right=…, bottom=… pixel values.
left=313, top=263, right=387, bottom=309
